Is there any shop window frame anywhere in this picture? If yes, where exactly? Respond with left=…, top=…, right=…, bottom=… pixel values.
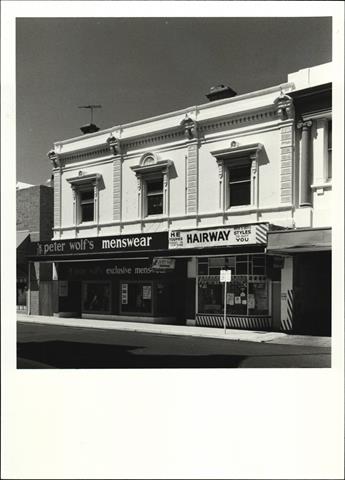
left=119, top=280, right=154, bottom=316
left=81, top=280, right=112, bottom=314
left=196, top=254, right=268, bottom=316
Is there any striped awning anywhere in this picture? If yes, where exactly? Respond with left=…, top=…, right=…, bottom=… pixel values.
left=267, top=227, right=331, bottom=253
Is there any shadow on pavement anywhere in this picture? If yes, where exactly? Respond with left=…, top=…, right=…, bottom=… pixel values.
left=17, top=341, right=247, bottom=369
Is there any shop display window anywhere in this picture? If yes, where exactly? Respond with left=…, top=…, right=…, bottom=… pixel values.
left=17, top=279, right=27, bottom=308
left=120, top=282, right=153, bottom=314
left=197, top=255, right=268, bottom=316
left=83, top=282, right=111, bottom=313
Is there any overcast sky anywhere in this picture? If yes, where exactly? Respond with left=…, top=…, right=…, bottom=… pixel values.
left=16, top=16, right=332, bottom=185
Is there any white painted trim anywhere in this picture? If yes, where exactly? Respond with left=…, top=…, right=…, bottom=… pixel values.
left=54, top=82, right=294, bottom=148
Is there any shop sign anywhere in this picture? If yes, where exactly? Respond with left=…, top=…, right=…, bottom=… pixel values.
left=169, top=224, right=269, bottom=250
left=57, top=260, right=177, bottom=280
left=152, top=257, right=176, bottom=270
left=32, top=232, right=168, bottom=257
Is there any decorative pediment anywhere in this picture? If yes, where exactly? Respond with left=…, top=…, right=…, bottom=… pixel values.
left=131, top=153, right=173, bottom=176
left=211, top=142, right=263, bottom=161
left=66, top=172, right=102, bottom=188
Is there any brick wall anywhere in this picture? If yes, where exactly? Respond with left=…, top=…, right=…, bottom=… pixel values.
left=17, top=184, right=54, bottom=314
left=16, top=185, right=53, bottom=241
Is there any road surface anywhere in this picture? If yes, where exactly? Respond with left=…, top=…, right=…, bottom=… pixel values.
left=17, top=322, right=331, bottom=368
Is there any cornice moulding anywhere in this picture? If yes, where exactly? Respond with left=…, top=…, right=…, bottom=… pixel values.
left=53, top=82, right=294, bottom=148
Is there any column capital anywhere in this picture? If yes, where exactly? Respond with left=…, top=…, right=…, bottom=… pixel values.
left=297, top=119, right=313, bottom=130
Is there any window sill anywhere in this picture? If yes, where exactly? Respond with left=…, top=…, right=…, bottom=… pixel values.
left=144, top=214, right=167, bottom=220
left=310, top=182, right=332, bottom=189
left=77, top=221, right=97, bottom=228
left=226, top=205, right=256, bottom=214
left=310, top=182, right=332, bottom=196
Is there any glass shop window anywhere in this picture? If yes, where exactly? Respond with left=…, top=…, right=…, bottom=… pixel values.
left=252, top=255, right=266, bottom=275
left=120, top=282, right=152, bottom=314
left=198, top=281, right=223, bottom=314
left=236, top=255, right=249, bottom=275
left=198, top=258, right=209, bottom=275
left=83, top=282, right=111, bottom=313
left=229, top=164, right=251, bottom=207
left=146, top=178, right=163, bottom=216
left=198, top=277, right=248, bottom=315
left=80, top=189, right=94, bottom=223
left=247, top=282, right=269, bottom=315
left=17, top=279, right=27, bottom=307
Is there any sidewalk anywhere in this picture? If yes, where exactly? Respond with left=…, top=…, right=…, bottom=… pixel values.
left=17, top=313, right=331, bottom=348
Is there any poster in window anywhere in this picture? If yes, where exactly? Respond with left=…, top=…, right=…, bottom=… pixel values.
left=142, top=285, right=152, bottom=300
left=248, top=293, right=255, bottom=309
left=121, top=283, right=128, bottom=304
left=235, top=296, right=241, bottom=304
left=227, top=292, right=235, bottom=305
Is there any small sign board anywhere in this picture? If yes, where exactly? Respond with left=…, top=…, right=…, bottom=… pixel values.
left=152, top=257, right=176, bottom=270
left=142, top=285, right=152, bottom=300
left=220, top=269, right=231, bottom=282
left=121, top=283, right=128, bottom=304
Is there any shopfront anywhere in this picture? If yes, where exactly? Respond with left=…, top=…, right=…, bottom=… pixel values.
left=55, top=258, right=187, bottom=323
left=267, top=227, right=332, bottom=336
left=168, top=222, right=275, bottom=330
left=29, top=231, right=188, bottom=324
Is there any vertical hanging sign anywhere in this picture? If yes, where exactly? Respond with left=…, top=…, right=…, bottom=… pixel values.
left=121, top=283, right=128, bottom=305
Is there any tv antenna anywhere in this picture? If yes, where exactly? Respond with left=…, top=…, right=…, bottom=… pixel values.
left=78, top=104, right=102, bottom=124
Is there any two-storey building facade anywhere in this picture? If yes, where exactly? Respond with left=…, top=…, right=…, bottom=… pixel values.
left=30, top=62, right=332, bottom=335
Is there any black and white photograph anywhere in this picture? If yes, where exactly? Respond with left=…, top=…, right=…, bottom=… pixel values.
left=2, top=1, right=344, bottom=479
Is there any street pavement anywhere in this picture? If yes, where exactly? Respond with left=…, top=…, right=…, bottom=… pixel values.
left=17, top=320, right=331, bottom=369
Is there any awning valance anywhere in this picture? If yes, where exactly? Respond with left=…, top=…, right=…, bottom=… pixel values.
left=267, top=227, right=331, bottom=254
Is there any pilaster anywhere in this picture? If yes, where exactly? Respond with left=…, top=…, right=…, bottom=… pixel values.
left=297, top=120, right=313, bottom=206
left=280, top=124, right=294, bottom=204
left=182, top=115, right=199, bottom=216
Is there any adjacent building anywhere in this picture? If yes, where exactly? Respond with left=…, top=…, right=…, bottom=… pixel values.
left=17, top=182, right=54, bottom=314
left=28, top=62, right=332, bottom=335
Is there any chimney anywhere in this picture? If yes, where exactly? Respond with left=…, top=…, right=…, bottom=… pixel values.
left=206, top=84, right=237, bottom=102
left=80, top=123, right=100, bottom=134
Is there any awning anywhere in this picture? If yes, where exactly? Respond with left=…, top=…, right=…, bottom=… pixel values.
left=267, top=227, right=331, bottom=254
left=17, top=230, right=30, bottom=249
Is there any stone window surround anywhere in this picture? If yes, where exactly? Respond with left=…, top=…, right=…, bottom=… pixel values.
left=66, top=172, right=103, bottom=227
left=211, top=143, right=263, bottom=212
left=130, top=152, right=173, bottom=220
